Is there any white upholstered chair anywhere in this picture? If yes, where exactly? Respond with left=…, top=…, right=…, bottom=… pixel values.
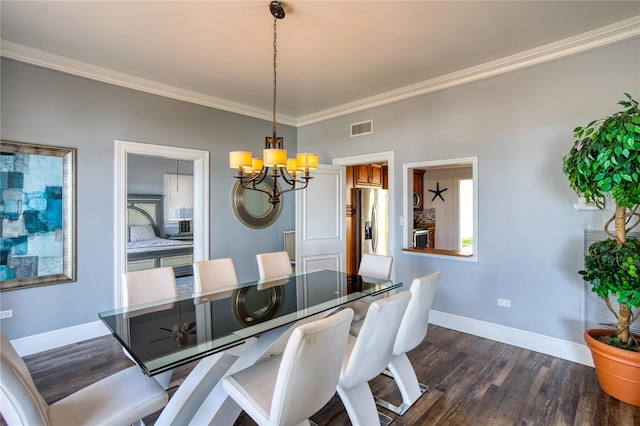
left=0, top=333, right=168, bottom=426
left=122, top=266, right=179, bottom=389
left=358, top=253, right=393, bottom=280
left=352, top=253, right=394, bottom=319
left=122, top=266, right=178, bottom=307
left=337, top=291, right=411, bottom=426
left=222, top=308, right=354, bottom=426
left=352, top=271, right=441, bottom=415
left=193, top=257, right=239, bottom=293
left=256, top=251, right=293, bottom=281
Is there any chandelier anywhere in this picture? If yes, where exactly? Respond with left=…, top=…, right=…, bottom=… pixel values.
left=229, top=1, right=317, bottom=206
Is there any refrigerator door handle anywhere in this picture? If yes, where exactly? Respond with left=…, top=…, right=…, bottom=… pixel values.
left=371, top=203, right=378, bottom=253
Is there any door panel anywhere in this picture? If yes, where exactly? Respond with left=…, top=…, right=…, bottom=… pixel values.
left=295, top=165, right=346, bottom=273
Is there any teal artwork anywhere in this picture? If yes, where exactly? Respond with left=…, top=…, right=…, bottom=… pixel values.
left=1, top=145, right=70, bottom=286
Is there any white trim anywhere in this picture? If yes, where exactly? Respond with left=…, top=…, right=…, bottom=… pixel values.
left=296, top=16, right=640, bottom=126
left=0, top=40, right=296, bottom=127
left=332, top=151, right=395, bottom=276
left=429, top=310, right=594, bottom=367
left=402, top=157, right=478, bottom=262
left=2, top=16, right=638, bottom=127
left=114, top=140, right=210, bottom=309
left=10, top=321, right=110, bottom=357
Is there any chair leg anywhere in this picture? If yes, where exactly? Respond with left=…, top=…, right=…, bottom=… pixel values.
left=374, top=354, right=428, bottom=415
left=338, top=382, right=391, bottom=425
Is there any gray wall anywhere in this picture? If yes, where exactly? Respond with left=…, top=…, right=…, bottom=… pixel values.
left=297, top=38, right=640, bottom=344
left=0, top=58, right=296, bottom=339
left=2, top=37, right=638, bottom=345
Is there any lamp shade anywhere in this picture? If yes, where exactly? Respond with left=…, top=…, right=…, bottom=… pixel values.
left=296, top=153, right=319, bottom=170
left=230, top=151, right=252, bottom=169
left=286, top=158, right=298, bottom=174
left=264, top=149, right=287, bottom=168
left=251, top=158, right=264, bottom=173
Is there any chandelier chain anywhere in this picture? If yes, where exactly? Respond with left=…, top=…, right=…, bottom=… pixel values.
left=272, top=15, right=278, bottom=139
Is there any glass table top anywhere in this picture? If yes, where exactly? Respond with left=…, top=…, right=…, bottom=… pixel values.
left=99, top=269, right=401, bottom=376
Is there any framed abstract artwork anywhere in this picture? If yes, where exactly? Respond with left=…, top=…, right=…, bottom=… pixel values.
left=0, top=141, right=76, bottom=291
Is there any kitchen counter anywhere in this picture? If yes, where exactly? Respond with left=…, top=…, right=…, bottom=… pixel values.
left=402, top=247, right=472, bottom=258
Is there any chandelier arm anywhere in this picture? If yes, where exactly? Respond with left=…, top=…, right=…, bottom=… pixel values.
left=276, top=180, right=311, bottom=198
left=239, top=182, right=273, bottom=198
left=238, top=170, right=269, bottom=188
left=279, top=169, right=303, bottom=185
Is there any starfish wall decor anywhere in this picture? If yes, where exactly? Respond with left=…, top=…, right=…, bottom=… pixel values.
left=428, top=182, right=448, bottom=202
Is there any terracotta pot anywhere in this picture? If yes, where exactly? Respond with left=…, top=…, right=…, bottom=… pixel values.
left=584, top=329, right=640, bottom=406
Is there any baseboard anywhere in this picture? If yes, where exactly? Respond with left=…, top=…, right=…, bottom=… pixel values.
left=11, top=312, right=595, bottom=367
left=430, top=310, right=594, bottom=367
left=11, top=321, right=111, bottom=357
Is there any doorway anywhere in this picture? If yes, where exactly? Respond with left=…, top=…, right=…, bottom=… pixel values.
left=114, top=140, right=210, bottom=308
left=333, top=151, right=395, bottom=276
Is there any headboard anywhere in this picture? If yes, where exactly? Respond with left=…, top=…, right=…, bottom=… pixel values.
left=127, top=194, right=163, bottom=237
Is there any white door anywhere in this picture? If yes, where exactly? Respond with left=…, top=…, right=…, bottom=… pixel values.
left=295, top=164, right=346, bottom=273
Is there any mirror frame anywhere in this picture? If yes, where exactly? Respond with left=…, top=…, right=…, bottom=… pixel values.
left=402, top=156, right=478, bottom=262
left=232, top=176, right=282, bottom=228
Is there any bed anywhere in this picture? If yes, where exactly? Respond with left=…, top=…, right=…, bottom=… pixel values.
left=127, top=194, right=193, bottom=277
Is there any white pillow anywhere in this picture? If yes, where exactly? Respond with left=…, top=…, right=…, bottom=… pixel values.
left=129, top=225, right=157, bottom=241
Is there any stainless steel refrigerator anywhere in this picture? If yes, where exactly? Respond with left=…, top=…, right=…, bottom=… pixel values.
left=355, top=188, right=389, bottom=268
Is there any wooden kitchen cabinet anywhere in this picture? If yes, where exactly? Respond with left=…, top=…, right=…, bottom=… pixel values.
left=356, top=164, right=383, bottom=187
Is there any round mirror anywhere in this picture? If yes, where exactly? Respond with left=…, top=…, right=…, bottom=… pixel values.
left=232, top=176, right=282, bottom=228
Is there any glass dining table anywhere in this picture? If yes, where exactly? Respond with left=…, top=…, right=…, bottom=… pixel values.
left=99, top=269, right=401, bottom=424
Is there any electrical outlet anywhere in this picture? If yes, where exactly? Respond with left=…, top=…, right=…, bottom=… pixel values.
left=0, top=309, right=13, bottom=319
left=497, top=298, right=511, bottom=308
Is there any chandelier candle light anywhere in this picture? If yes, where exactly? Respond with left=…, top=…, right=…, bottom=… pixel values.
left=229, top=1, right=317, bottom=205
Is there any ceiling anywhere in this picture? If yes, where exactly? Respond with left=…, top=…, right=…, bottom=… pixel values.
left=1, top=1, right=639, bottom=126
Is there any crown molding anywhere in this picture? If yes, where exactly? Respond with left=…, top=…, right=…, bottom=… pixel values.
left=2, top=16, right=638, bottom=128
left=296, top=15, right=640, bottom=127
left=0, top=39, right=297, bottom=127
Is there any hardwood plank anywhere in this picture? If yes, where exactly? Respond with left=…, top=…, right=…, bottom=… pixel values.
left=3, top=325, right=639, bottom=426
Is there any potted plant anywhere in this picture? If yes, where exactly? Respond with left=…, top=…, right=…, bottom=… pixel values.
left=562, top=93, right=640, bottom=406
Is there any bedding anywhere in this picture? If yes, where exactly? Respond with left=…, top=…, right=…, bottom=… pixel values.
left=127, top=236, right=192, bottom=253
left=127, top=194, right=194, bottom=277
left=129, top=224, right=158, bottom=242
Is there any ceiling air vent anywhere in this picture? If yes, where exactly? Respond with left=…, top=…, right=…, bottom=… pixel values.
left=350, top=120, right=373, bottom=137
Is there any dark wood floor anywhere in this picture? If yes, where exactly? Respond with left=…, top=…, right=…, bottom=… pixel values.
left=9, top=325, right=640, bottom=425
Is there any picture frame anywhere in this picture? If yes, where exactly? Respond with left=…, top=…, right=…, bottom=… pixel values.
left=1, top=140, right=76, bottom=291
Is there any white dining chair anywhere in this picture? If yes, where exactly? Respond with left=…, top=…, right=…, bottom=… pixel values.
left=222, top=308, right=354, bottom=426
left=0, top=333, right=168, bottom=426
left=122, top=266, right=179, bottom=389
left=352, top=253, right=394, bottom=317
left=256, top=251, right=293, bottom=281
left=352, top=271, right=441, bottom=415
left=358, top=253, right=393, bottom=280
left=193, top=257, right=238, bottom=293
left=337, top=291, right=411, bottom=426
left=122, top=266, right=178, bottom=307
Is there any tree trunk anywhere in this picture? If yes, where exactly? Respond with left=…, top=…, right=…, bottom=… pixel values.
left=614, top=204, right=627, bottom=245
left=618, top=303, right=632, bottom=344
left=614, top=203, right=630, bottom=344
